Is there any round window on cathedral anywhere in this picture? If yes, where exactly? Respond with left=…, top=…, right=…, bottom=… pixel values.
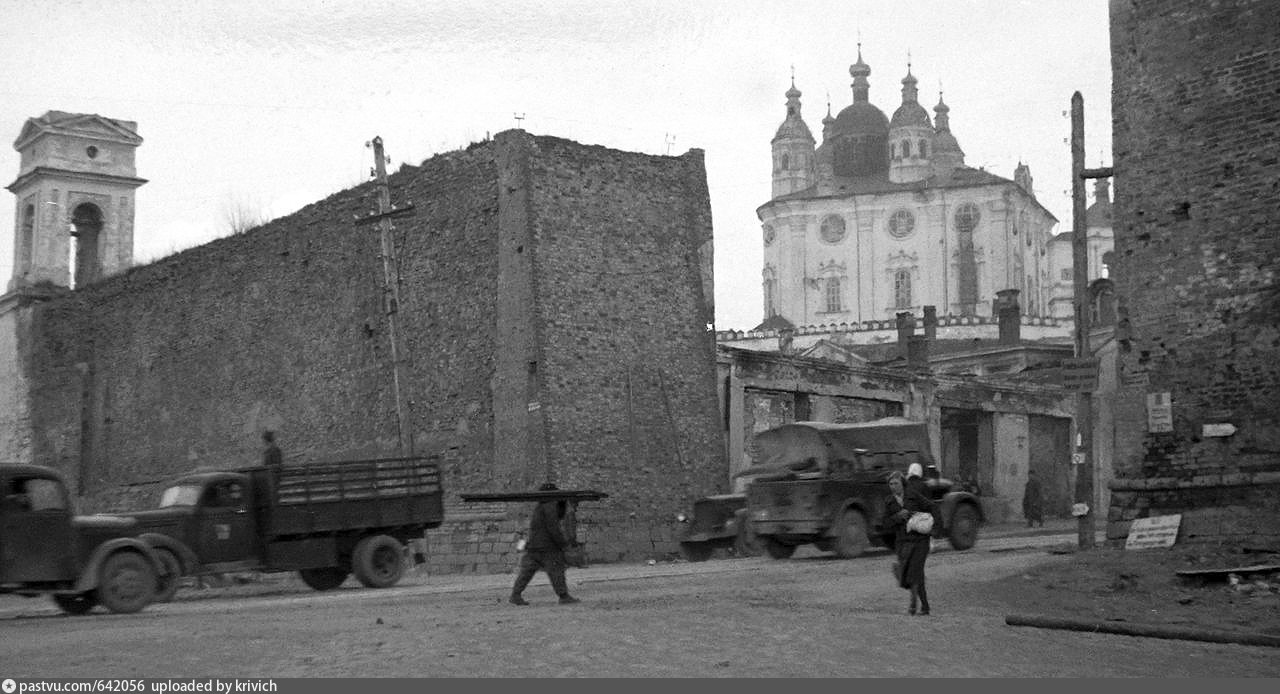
left=85, top=146, right=98, bottom=159
left=888, top=209, right=915, bottom=239
left=763, top=224, right=776, bottom=247
left=819, top=215, right=846, bottom=244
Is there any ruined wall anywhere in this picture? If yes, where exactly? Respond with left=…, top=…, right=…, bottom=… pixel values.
left=1108, top=0, right=1280, bottom=546
left=13, top=130, right=724, bottom=568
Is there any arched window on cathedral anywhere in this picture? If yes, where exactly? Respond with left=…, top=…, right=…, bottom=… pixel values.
left=763, top=266, right=778, bottom=318
left=18, top=203, right=34, bottom=279
left=825, top=277, right=842, bottom=313
left=902, top=140, right=911, bottom=158
left=954, top=203, right=981, bottom=312
left=891, top=142, right=899, bottom=160
left=71, top=203, right=104, bottom=289
left=894, top=269, right=912, bottom=309
left=919, top=140, right=928, bottom=158
left=779, top=151, right=789, bottom=171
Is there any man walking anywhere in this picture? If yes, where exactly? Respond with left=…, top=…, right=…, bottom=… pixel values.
left=510, top=483, right=580, bottom=606
left=1023, top=470, right=1044, bottom=528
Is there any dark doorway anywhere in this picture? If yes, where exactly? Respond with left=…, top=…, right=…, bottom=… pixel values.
left=71, top=203, right=103, bottom=288
left=941, top=408, right=992, bottom=494
left=1028, top=415, right=1072, bottom=517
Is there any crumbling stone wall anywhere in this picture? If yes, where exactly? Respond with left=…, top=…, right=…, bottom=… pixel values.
left=1108, top=0, right=1280, bottom=546
left=12, top=130, right=723, bottom=569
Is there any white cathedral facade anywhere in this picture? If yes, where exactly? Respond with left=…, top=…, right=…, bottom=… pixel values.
left=756, top=50, right=1062, bottom=331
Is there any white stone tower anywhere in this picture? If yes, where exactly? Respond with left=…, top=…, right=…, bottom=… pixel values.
left=6, top=111, right=145, bottom=290
left=771, top=77, right=816, bottom=198
left=887, top=65, right=934, bottom=184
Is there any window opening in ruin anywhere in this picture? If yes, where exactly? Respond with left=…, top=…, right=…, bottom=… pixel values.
left=894, top=269, right=912, bottom=308
left=70, top=203, right=104, bottom=289
left=18, top=203, right=34, bottom=279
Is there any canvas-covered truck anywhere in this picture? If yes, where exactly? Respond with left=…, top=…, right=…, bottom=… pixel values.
left=122, top=456, right=444, bottom=599
left=735, top=418, right=984, bottom=560
left=1, top=464, right=163, bottom=615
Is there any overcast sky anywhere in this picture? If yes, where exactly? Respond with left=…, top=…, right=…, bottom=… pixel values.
left=0, top=0, right=1112, bottom=330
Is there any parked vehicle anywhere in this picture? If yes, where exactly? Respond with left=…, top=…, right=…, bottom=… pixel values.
left=737, top=418, right=984, bottom=560
left=0, top=464, right=162, bottom=615
left=674, top=493, right=760, bottom=561
left=122, top=456, right=444, bottom=599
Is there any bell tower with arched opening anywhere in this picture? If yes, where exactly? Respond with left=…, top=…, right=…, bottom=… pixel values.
left=6, top=111, right=145, bottom=290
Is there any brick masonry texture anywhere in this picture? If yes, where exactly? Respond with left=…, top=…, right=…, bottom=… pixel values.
left=12, top=130, right=725, bottom=570
left=1108, top=0, right=1280, bottom=544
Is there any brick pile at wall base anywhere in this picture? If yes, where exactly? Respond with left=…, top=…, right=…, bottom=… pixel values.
left=1106, top=0, right=1280, bottom=547
left=5, top=130, right=727, bottom=571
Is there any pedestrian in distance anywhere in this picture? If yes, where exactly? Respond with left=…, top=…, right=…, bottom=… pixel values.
left=510, top=483, right=580, bottom=606
left=884, top=465, right=935, bottom=616
left=262, top=430, right=283, bottom=470
left=1023, top=469, right=1045, bottom=528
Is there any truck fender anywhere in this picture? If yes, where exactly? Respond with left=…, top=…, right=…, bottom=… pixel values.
left=138, top=533, right=199, bottom=575
left=72, top=538, right=163, bottom=593
left=938, top=491, right=985, bottom=529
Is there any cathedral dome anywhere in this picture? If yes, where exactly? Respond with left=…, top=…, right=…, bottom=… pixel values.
left=775, top=117, right=814, bottom=142
left=831, top=101, right=890, bottom=139
left=890, top=102, right=932, bottom=129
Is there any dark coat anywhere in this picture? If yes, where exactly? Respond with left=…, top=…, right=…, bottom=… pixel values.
left=525, top=500, right=569, bottom=552
left=263, top=444, right=283, bottom=468
left=1023, top=477, right=1044, bottom=520
left=884, top=482, right=934, bottom=589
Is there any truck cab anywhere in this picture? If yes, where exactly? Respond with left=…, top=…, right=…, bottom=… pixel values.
left=0, top=464, right=161, bottom=615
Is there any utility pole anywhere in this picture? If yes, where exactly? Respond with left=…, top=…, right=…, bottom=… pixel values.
left=1070, top=92, right=1113, bottom=550
left=357, top=136, right=417, bottom=455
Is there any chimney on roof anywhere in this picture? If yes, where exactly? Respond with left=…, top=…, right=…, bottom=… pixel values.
left=995, top=289, right=1021, bottom=345
left=896, top=311, right=916, bottom=359
left=907, top=334, right=931, bottom=369
left=922, top=305, right=938, bottom=340
left=778, top=327, right=795, bottom=355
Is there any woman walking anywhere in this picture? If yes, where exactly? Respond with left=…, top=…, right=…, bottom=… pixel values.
left=884, top=465, right=935, bottom=615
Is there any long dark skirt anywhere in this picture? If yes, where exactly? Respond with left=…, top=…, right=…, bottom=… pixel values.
left=895, top=534, right=930, bottom=589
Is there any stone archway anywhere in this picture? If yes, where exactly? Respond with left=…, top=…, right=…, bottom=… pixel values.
left=71, top=203, right=104, bottom=288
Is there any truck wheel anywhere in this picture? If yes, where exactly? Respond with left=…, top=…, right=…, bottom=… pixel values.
left=833, top=508, right=870, bottom=559
left=761, top=536, right=796, bottom=560
left=733, top=517, right=761, bottom=557
left=96, top=552, right=155, bottom=614
left=948, top=503, right=981, bottom=550
left=154, top=550, right=183, bottom=603
left=352, top=535, right=406, bottom=588
left=679, top=542, right=713, bottom=562
left=298, top=567, right=349, bottom=591
left=51, top=592, right=97, bottom=615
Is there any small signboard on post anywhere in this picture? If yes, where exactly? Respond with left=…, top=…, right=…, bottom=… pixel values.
left=1125, top=514, right=1182, bottom=550
left=1060, top=357, right=1099, bottom=392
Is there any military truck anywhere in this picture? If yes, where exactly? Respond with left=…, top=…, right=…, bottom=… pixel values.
left=674, top=494, right=759, bottom=561
left=737, top=418, right=983, bottom=560
left=122, top=456, right=444, bottom=599
left=1, top=464, right=163, bottom=615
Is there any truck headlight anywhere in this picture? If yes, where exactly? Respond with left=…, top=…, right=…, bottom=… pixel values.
left=676, top=513, right=688, bottom=523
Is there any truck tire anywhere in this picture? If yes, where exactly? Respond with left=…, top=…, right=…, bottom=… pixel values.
left=154, top=549, right=183, bottom=603
left=352, top=535, right=406, bottom=588
left=51, top=592, right=97, bottom=615
left=298, top=567, right=349, bottom=591
left=947, top=503, right=981, bottom=551
left=833, top=508, right=870, bottom=559
left=96, top=551, right=156, bottom=614
left=761, top=536, right=796, bottom=560
left=679, top=542, right=714, bottom=562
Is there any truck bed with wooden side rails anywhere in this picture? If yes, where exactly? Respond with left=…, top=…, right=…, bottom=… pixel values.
left=122, top=456, right=444, bottom=599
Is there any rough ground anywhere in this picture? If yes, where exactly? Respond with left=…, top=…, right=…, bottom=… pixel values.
left=977, top=541, right=1280, bottom=636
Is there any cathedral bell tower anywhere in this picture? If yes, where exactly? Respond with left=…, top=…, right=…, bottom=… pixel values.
left=771, top=77, right=816, bottom=199
left=6, top=111, right=145, bottom=291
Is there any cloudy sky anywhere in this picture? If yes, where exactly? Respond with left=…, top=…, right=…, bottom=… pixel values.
left=0, top=0, right=1111, bottom=330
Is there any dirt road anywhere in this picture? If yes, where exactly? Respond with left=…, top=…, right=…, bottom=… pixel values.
left=2, top=542, right=1277, bottom=678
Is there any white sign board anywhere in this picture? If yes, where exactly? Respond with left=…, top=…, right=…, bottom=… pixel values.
left=1125, top=514, right=1182, bottom=550
left=1146, top=392, right=1173, bottom=433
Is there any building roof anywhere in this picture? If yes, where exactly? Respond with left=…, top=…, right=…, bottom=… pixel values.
left=752, top=314, right=796, bottom=332
left=13, top=111, right=142, bottom=150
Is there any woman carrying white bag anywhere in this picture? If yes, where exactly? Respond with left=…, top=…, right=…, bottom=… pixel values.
left=883, top=464, right=936, bottom=616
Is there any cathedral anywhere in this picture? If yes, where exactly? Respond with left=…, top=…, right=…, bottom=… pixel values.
left=757, top=49, right=1060, bottom=331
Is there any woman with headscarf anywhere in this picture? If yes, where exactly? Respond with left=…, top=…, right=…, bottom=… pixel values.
left=883, top=463, right=935, bottom=615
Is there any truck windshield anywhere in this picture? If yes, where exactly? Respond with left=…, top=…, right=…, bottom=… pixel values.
left=159, top=484, right=202, bottom=508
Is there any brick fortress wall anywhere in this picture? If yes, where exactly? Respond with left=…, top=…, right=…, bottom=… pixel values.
left=13, top=130, right=725, bottom=571
left=1108, top=0, right=1280, bottom=547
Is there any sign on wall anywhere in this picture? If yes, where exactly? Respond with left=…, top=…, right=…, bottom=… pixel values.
left=1146, top=392, right=1173, bottom=433
left=1060, top=357, right=1100, bottom=392
left=1125, top=514, right=1182, bottom=550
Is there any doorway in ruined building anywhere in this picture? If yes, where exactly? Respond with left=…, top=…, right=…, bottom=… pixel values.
left=70, top=203, right=104, bottom=288
left=1028, top=415, right=1072, bottom=518
left=941, top=408, right=993, bottom=495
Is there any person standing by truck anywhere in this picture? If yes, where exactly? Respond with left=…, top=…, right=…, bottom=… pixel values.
left=509, top=483, right=580, bottom=606
left=884, top=468, right=934, bottom=616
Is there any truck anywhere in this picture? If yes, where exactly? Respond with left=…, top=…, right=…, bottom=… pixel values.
left=121, top=456, right=444, bottom=600
left=1, top=463, right=163, bottom=615
left=729, top=418, right=983, bottom=560
left=674, top=493, right=759, bottom=561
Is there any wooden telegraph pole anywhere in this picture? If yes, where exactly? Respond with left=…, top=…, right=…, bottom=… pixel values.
left=357, top=136, right=416, bottom=455
left=1070, top=92, right=1114, bottom=550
